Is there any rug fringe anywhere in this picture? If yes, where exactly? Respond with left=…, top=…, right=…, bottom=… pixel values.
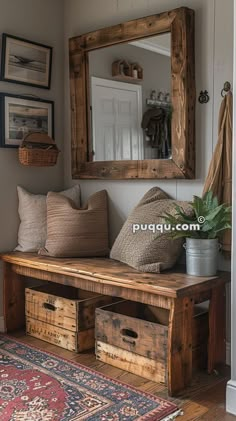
left=161, top=409, right=183, bottom=421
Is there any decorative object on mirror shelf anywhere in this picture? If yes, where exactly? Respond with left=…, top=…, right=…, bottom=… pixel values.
left=131, top=63, right=143, bottom=79
left=163, top=191, right=232, bottom=276
left=0, top=93, right=54, bottom=147
left=18, top=132, right=60, bottom=167
left=112, top=59, right=143, bottom=81
left=112, top=59, right=130, bottom=77
left=132, top=69, right=138, bottom=78
left=198, top=90, right=210, bottom=104
left=1, top=33, right=52, bottom=89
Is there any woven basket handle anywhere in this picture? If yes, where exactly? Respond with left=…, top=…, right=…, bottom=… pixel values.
left=23, top=132, right=55, bottom=145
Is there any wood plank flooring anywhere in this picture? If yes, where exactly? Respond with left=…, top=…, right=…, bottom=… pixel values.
left=8, top=332, right=236, bottom=420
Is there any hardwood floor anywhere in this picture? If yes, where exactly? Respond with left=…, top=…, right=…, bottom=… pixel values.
left=9, top=332, right=236, bottom=421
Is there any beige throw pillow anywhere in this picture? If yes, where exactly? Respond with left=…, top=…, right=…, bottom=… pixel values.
left=40, top=190, right=109, bottom=257
left=15, top=185, right=81, bottom=252
left=110, top=187, right=192, bottom=273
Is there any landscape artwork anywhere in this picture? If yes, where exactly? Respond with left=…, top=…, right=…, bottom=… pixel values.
left=1, top=34, right=52, bottom=88
left=0, top=95, right=54, bottom=147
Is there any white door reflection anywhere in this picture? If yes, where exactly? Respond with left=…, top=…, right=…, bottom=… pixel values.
left=91, top=77, right=143, bottom=161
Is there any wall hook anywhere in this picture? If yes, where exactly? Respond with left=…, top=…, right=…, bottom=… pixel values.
left=198, top=90, right=210, bottom=104
left=221, top=81, right=231, bottom=97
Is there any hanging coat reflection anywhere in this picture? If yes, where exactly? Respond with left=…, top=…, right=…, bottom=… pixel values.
left=141, top=107, right=172, bottom=159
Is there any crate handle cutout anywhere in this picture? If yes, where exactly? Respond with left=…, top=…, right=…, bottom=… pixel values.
left=43, top=303, right=56, bottom=311
left=122, top=338, right=136, bottom=346
left=121, top=328, right=138, bottom=339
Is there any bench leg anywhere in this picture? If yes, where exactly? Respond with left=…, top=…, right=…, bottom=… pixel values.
left=208, top=284, right=226, bottom=372
left=168, top=297, right=193, bottom=396
left=3, top=263, right=26, bottom=332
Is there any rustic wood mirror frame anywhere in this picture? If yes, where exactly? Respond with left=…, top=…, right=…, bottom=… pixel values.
left=69, top=7, right=195, bottom=179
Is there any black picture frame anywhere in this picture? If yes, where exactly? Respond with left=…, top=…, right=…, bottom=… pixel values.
left=0, top=93, right=54, bottom=148
left=1, top=33, right=53, bottom=89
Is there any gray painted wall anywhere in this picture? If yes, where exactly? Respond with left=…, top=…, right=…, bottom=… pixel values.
left=0, top=0, right=65, bottom=317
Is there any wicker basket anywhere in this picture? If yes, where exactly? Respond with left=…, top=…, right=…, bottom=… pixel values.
left=19, top=133, right=60, bottom=167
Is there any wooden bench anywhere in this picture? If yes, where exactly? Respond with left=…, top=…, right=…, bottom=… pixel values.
left=1, top=252, right=230, bottom=396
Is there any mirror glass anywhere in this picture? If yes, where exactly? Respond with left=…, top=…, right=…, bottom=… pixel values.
left=88, top=33, right=171, bottom=162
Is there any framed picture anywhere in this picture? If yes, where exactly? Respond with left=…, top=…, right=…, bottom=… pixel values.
left=1, top=34, right=52, bottom=89
left=0, top=93, right=54, bottom=147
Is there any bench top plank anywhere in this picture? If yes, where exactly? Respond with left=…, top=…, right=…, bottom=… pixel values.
left=1, top=252, right=230, bottom=298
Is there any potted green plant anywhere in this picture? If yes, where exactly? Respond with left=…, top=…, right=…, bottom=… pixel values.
left=163, top=191, right=231, bottom=276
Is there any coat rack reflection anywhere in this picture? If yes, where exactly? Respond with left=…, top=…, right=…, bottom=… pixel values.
left=142, top=90, right=172, bottom=160
left=146, top=90, right=172, bottom=109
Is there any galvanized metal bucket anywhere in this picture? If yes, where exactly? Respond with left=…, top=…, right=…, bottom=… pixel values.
left=183, top=238, right=220, bottom=276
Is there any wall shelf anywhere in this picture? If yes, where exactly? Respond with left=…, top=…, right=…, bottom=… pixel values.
left=112, top=74, right=143, bottom=82
left=112, top=59, right=143, bottom=82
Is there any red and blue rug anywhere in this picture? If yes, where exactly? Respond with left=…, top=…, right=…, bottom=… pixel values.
left=0, top=336, right=180, bottom=420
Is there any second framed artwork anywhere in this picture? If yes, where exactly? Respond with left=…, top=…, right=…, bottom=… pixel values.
left=1, top=34, right=53, bottom=89
left=0, top=94, right=54, bottom=147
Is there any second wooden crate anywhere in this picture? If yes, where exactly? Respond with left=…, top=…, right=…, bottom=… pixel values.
left=95, top=300, right=208, bottom=384
left=96, top=300, right=169, bottom=384
left=26, top=283, right=112, bottom=352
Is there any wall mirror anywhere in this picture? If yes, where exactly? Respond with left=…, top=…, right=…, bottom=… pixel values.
left=69, top=7, right=195, bottom=179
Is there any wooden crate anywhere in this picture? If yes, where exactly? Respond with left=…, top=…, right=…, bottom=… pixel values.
left=95, top=300, right=169, bottom=383
left=26, top=283, right=112, bottom=352
left=95, top=300, right=209, bottom=384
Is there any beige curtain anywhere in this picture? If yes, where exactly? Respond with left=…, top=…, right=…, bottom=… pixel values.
left=202, top=92, right=232, bottom=256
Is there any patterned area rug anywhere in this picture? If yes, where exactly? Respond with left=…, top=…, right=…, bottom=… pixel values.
left=0, top=336, right=180, bottom=421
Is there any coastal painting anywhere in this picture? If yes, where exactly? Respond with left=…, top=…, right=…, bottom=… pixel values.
left=1, top=34, right=52, bottom=89
left=0, top=94, right=54, bottom=147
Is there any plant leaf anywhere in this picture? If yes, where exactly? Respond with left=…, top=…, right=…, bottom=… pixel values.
left=162, top=191, right=232, bottom=240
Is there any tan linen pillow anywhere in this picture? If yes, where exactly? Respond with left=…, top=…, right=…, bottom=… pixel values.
left=15, top=185, right=81, bottom=252
left=40, top=190, right=109, bottom=257
left=110, top=187, right=192, bottom=273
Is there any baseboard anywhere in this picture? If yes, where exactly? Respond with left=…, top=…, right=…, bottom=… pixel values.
left=0, top=316, right=5, bottom=333
left=226, top=341, right=231, bottom=366
left=227, top=380, right=236, bottom=415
